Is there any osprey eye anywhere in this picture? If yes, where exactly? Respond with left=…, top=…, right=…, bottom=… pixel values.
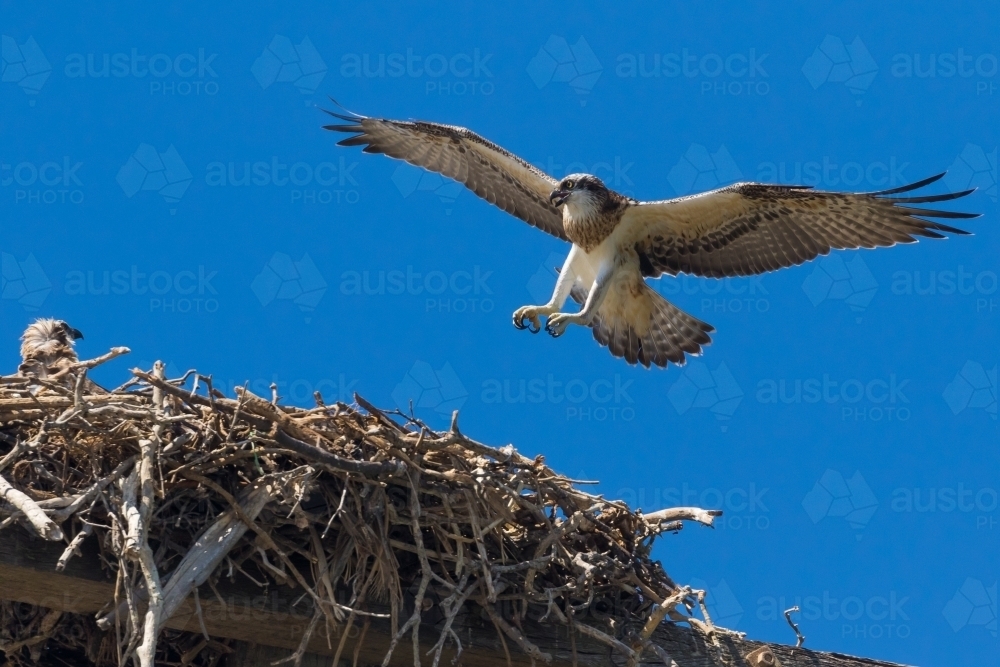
left=564, top=179, right=575, bottom=190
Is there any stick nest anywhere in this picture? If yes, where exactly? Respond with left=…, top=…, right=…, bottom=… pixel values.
left=0, top=351, right=728, bottom=667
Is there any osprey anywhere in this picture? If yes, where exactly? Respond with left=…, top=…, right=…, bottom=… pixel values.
left=18, top=318, right=85, bottom=390
left=326, top=109, right=978, bottom=368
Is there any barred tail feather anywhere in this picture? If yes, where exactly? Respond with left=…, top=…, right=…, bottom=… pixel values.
left=570, top=281, right=714, bottom=369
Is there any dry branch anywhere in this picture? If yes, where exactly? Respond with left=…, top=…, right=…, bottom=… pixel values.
left=0, top=357, right=730, bottom=667
left=0, top=472, right=63, bottom=541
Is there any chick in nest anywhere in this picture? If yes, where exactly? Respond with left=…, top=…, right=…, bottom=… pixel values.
left=17, top=318, right=104, bottom=394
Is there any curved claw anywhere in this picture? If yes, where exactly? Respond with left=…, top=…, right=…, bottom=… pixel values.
left=513, top=310, right=542, bottom=333
left=545, top=322, right=564, bottom=338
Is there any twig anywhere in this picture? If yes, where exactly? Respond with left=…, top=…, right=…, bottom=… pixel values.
left=482, top=602, right=552, bottom=664
left=0, top=423, right=48, bottom=473
left=784, top=605, right=805, bottom=648
left=133, top=361, right=167, bottom=667
left=55, top=522, right=93, bottom=571
left=0, top=471, right=63, bottom=540
left=643, top=506, right=723, bottom=528
left=73, top=346, right=131, bottom=370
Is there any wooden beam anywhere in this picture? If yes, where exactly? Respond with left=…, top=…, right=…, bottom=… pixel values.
left=0, top=528, right=911, bottom=667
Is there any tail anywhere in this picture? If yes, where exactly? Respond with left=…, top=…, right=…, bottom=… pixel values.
left=570, top=280, right=714, bottom=369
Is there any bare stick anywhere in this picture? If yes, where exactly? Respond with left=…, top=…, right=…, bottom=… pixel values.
left=640, top=586, right=691, bottom=641
left=52, top=455, right=137, bottom=522
left=481, top=602, right=552, bottom=664
left=133, top=361, right=167, bottom=667
left=0, top=472, right=63, bottom=540
left=643, top=507, right=723, bottom=528
left=572, top=621, right=635, bottom=660
left=55, top=522, right=93, bottom=571
left=73, top=346, right=131, bottom=370
left=0, top=423, right=48, bottom=473
left=96, top=483, right=276, bottom=631
left=649, top=643, right=680, bottom=667
left=784, top=606, right=805, bottom=648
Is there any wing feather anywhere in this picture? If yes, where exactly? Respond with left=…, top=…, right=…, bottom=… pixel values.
left=622, top=176, right=979, bottom=278
left=325, top=109, right=567, bottom=240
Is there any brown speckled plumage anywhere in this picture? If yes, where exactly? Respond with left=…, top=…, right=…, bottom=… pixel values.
left=562, top=186, right=632, bottom=251
left=327, top=108, right=979, bottom=368
left=17, top=318, right=81, bottom=384
left=626, top=176, right=977, bottom=278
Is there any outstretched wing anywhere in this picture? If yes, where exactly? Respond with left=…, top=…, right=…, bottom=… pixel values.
left=325, top=109, right=567, bottom=240
left=621, top=174, right=979, bottom=278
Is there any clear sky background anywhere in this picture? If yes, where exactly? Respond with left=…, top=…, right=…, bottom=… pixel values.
left=1, top=3, right=997, bottom=664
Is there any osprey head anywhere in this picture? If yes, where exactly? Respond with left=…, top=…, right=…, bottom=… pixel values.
left=549, top=174, right=610, bottom=216
left=20, top=318, right=84, bottom=360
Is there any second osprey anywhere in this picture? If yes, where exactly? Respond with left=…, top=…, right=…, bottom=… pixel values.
left=326, top=109, right=978, bottom=369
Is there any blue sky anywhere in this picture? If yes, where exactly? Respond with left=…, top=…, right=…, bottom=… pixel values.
left=1, top=2, right=997, bottom=664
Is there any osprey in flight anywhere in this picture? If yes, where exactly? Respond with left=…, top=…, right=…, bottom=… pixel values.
left=326, top=109, right=978, bottom=368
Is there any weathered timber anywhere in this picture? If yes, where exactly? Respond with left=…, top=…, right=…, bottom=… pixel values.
left=0, top=528, right=911, bottom=667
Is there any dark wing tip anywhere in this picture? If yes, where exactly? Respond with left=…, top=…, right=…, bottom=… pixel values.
left=897, top=206, right=981, bottom=220
left=322, top=109, right=363, bottom=124
left=874, top=173, right=981, bottom=225
left=336, top=136, right=371, bottom=147
left=888, top=188, right=976, bottom=204
left=320, top=98, right=367, bottom=126
left=871, top=172, right=946, bottom=196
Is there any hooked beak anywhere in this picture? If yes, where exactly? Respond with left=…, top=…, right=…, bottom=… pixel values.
left=68, top=327, right=84, bottom=341
left=549, top=188, right=570, bottom=207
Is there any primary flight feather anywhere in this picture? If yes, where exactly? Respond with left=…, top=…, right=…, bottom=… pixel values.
left=326, top=108, right=979, bottom=369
